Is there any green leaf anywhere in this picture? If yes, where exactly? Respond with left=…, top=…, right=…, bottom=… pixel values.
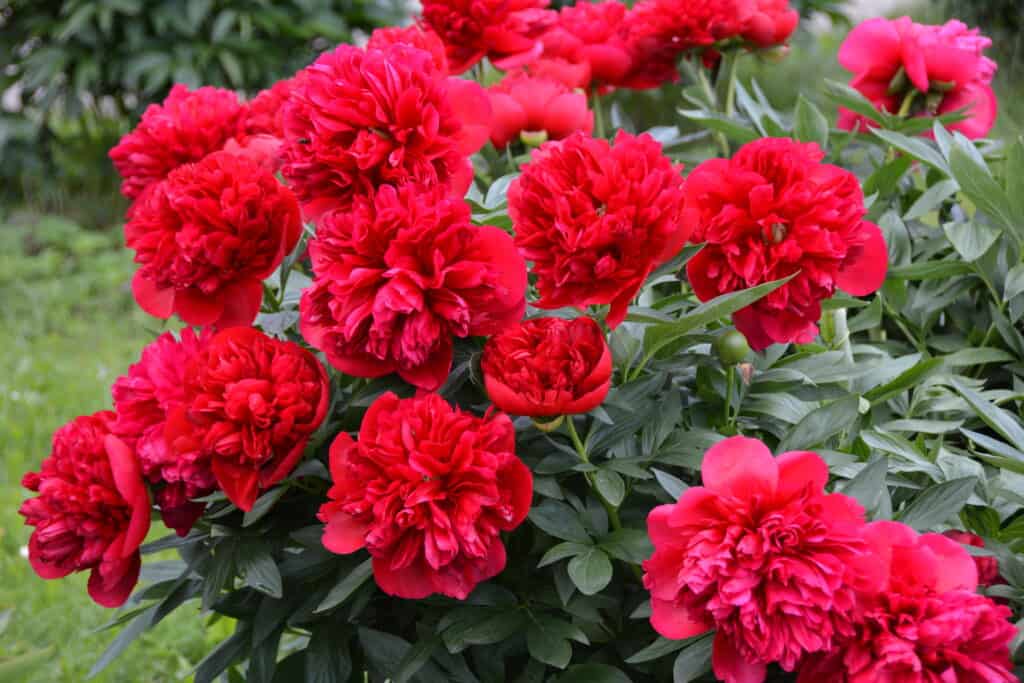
left=942, top=221, right=1000, bottom=262
left=793, top=95, right=829, bottom=148
left=888, top=260, right=973, bottom=280
left=864, top=357, right=943, bottom=406
left=529, top=500, right=592, bottom=543
left=777, top=395, right=860, bottom=451
left=872, top=129, right=948, bottom=172
left=194, top=624, right=250, bottom=683
left=243, top=486, right=287, bottom=527
left=600, top=528, right=654, bottom=563
left=1004, top=263, right=1024, bottom=302
left=672, top=633, right=715, bottom=682
left=652, top=468, right=688, bottom=500
left=840, top=457, right=889, bottom=513
left=315, top=558, right=373, bottom=613
left=824, top=79, right=889, bottom=126
left=904, top=179, right=958, bottom=221
left=644, top=275, right=795, bottom=358
left=558, top=663, right=631, bottom=683
left=948, top=145, right=1018, bottom=240
left=443, top=611, right=528, bottom=653
left=306, top=627, right=352, bottom=683
left=567, top=548, right=613, bottom=596
left=392, top=637, right=440, bottom=683
left=951, top=378, right=1024, bottom=447
left=238, top=545, right=283, bottom=598
left=594, top=470, right=626, bottom=507
left=626, top=637, right=688, bottom=664
left=961, top=428, right=1024, bottom=465
left=678, top=110, right=758, bottom=143
left=538, top=542, right=590, bottom=568
left=0, top=647, right=55, bottom=680
left=898, top=477, right=977, bottom=531
left=942, top=348, right=1014, bottom=368
left=527, top=620, right=574, bottom=669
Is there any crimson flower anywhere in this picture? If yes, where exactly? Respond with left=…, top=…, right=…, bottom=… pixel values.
left=110, top=84, right=244, bottom=200
left=301, top=183, right=526, bottom=391
left=487, top=74, right=593, bottom=149
left=280, top=43, right=490, bottom=219
left=799, top=521, right=1017, bottom=683
left=367, top=24, right=449, bottom=73
left=20, top=412, right=150, bottom=607
left=112, top=328, right=213, bottom=535
left=319, top=392, right=533, bottom=600
left=509, top=130, right=688, bottom=328
left=420, top=0, right=555, bottom=75
left=506, top=57, right=593, bottom=90
left=482, top=316, right=612, bottom=417
left=540, top=1, right=634, bottom=87
left=239, top=78, right=295, bottom=139
left=125, top=150, right=301, bottom=329
left=643, top=436, right=875, bottom=683
left=838, top=17, right=998, bottom=139
left=943, top=529, right=1004, bottom=586
left=684, top=138, right=888, bottom=350
left=165, top=327, right=330, bottom=512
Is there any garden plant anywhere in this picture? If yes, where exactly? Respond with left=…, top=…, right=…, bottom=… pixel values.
left=14, top=1, right=1024, bottom=681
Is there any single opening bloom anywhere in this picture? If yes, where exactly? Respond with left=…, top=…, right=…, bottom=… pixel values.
left=684, top=137, right=888, bottom=350
left=280, top=43, right=490, bottom=218
left=110, top=84, right=245, bottom=200
left=509, top=130, right=688, bottom=328
left=487, top=74, right=593, bottom=150
left=319, top=392, right=533, bottom=600
left=838, top=17, right=998, bottom=139
left=540, top=1, right=633, bottom=87
left=644, top=436, right=875, bottom=683
left=164, top=327, right=330, bottom=512
left=125, top=150, right=302, bottom=329
left=300, top=183, right=527, bottom=391
left=112, top=328, right=213, bottom=536
left=482, top=316, right=612, bottom=417
left=798, top=521, right=1017, bottom=683
left=20, top=412, right=150, bottom=608
left=420, top=0, right=555, bottom=75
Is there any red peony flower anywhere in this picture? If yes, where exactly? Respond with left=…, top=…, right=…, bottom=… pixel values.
left=300, top=183, right=526, bottom=391
left=643, top=436, right=875, bottom=683
left=125, top=150, right=302, bottom=329
left=540, top=1, right=634, bottom=87
left=110, top=84, right=244, bottom=200
left=506, top=57, right=592, bottom=91
left=20, top=412, right=150, bottom=607
left=799, top=521, right=1017, bottom=683
left=319, top=392, right=533, bottom=599
left=164, top=327, right=330, bottom=512
left=482, top=316, right=612, bottom=417
left=838, top=17, right=998, bottom=139
left=367, top=24, right=449, bottom=73
left=487, top=74, right=593, bottom=149
left=239, top=78, right=295, bottom=139
left=743, top=0, right=799, bottom=48
left=943, top=529, right=1004, bottom=587
left=420, top=0, right=555, bottom=75
left=112, top=328, right=213, bottom=535
left=280, top=43, right=491, bottom=219
left=684, top=138, right=888, bottom=350
left=509, top=130, right=688, bottom=328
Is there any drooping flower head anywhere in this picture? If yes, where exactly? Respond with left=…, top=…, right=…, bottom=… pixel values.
left=684, top=138, right=887, bottom=350
left=280, top=43, right=490, bottom=218
left=319, top=392, right=533, bottom=600
left=300, top=183, right=527, bottom=391
left=125, top=150, right=302, bottom=329
left=509, top=130, right=688, bottom=328
left=112, top=328, right=212, bottom=535
left=110, top=84, right=244, bottom=200
left=487, top=74, right=593, bottom=149
left=643, top=436, right=875, bottom=683
left=838, top=17, right=998, bottom=139
left=799, top=521, right=1017, bottom=683
left=164, top=327, right=330, bottom=512
left=20, top=412, right=150, bottom=608
left=367, top=24, right=449, bottom=73
left=540, top=1, right=634, bottom=87
left=420, top=0, right=555, bottom=74
left=482, top=316, right=612, bottom=417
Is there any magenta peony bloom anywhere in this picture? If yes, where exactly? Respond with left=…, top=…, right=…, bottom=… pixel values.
left=486, top=74, right=593, bottom=149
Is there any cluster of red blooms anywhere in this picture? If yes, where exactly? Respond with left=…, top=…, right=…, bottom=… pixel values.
left=645, top=436, right=1017, bottom=683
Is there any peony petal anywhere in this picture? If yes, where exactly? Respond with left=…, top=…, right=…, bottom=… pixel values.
left=942, top=82, right=998, bottom=140
left=212, top=458, right=261, bottom=512
left=732, top=307, right=776, bottom=353
left=919, top=532, right=979, bottom=592
left=397, top=336, right=453, bottom=391
left=88, top=554, right=140, bottom=608
left=701, top=436, right=778, bottom=499
left=837, top=18, right=903, bottom=78
left=647, top=505, right=676, bottom=547
left=214, top=279, right=264, bottom=329
left=372, top=556, right=436, bottom=599
left=497, top=455, right=534, bottom=530
left=322, top=513, right=371, bottom=554
left=837, top=221, right=888, bottom=297
left=650, top=598, right=713, bottom=640
left=774, top=450, right=829, bottom=500
left=104, top=435, right=151, bottom=556
left=131, top=271, right=174, bottom=319
left=487, top=92, right=529, bottom=150
left=464, top=226, right=527, bottom=335
left=712, top=631, right=767, bottom=683
left=174, top=287, right=225, bottom=327
left=27, top=535, right=74, bottom=580
left=447, top=78, right=493, bottom=155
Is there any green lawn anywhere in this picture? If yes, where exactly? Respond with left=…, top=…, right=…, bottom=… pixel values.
left=0, top=216, right=220, bottom=682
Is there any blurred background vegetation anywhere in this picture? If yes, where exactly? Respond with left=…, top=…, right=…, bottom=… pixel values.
left=0, top=0, right=1020, bottom=681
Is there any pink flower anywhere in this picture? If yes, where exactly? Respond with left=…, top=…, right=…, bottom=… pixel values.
left=367, top=24, right=449, bottom=73
left=300, top=183, right=527, bottom=391
left=540, top=1, right=634, bottom=87
left=943, top=530, right=1004, bottom=586
left=112, top=328, right=213, bottom=535
left=280, top=43, right=490, bottom=219
left=487, top=74, right=593, bottom=149
left=838, top=17, right=998, bottom=139
left=643, top=436, right=875, bottom=683
left=799, top=521, right=1017, bottom=683
left=319, top=392, right=533, bottom=599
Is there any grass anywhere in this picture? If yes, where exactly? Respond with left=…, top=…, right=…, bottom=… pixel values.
left=0, top=215, right=219, bottom=682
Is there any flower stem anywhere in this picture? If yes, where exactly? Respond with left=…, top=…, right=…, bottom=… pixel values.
left=591, top=89, right=606, bottom=139
left=565, top=417, right=624, bottom=534
left=724, top=365, right=735, bottom=428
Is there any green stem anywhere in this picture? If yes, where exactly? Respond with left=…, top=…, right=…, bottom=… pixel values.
left=831, top=308, right=854, bottom=365
left=592, top=89, right=606, bottom=139
left=724, top=365, right=735, bottom=427
left=565, top=418, right=624, bottom=535
left=697, top=68, right=730, bottom=157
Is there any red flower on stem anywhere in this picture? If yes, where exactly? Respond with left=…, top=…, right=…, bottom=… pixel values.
left=684, top=137, right=887, bottom=350
left=319, top=392, right=533, bottom=599
left=125, top=150, right=301, bottom=329
left=20, top=412, right=150, bottom=607
left=540, top=1, right=634, bottom=87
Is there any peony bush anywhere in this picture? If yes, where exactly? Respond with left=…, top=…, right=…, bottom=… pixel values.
left=18, top=1, right=1024, bottom=682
